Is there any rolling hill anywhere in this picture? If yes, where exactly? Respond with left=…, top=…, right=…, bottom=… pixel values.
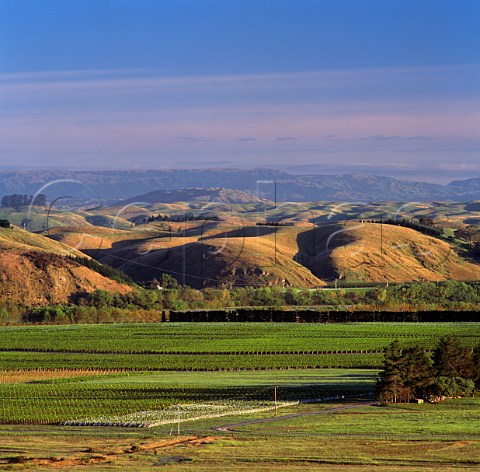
left=300, top=223, right=480, bottom=283
left=0, top=227, right=132, bottom=305
left=51, top=220, right=480, bottom=288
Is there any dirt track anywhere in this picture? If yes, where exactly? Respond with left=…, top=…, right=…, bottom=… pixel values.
left=213, top=400, right=377, bottom=432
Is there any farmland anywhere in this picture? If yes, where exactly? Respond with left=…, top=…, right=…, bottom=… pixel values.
left=2, top=322, right=479, bottom=354
left=1, top=321, right=479, bottom=469
left=0, top=369, right=375, bottom=426
left=1, top=322, right=479, bottom=372
left=0, top=321, right=479, bottom=423
left=0, top=396, right=479, bottom=470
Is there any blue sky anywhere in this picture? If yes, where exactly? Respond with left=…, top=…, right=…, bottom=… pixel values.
left=1, top=0, right=479, bottom=181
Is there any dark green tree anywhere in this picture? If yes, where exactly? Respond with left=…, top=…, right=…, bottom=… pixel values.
left=159, top=273, right=180, bottom=289
left=400, top=347, right=434, bottom=400
left=472, top=345, right=480, bottom=388
left=376, top=340, right=403, bottom=403
left=433, top=336, right=473, bottom=379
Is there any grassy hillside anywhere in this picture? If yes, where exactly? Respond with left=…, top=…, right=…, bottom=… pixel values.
left=45, top=218, right=480, bottom=287
left=0, top=227, right=132, bottom=305
left=304, top=222, right=480, bottom=283
left=4, top=197, right=479, bottom=289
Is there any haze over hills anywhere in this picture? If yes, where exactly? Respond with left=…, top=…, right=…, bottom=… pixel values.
left=1, top=169, right=480, bottom=203
left=121, top=187, right=269, bottom=205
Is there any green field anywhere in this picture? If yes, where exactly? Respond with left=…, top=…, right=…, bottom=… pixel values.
left=1, top=322, right=479, bottom=469
left=0, top=350, right=384, bottom=370
left=0, top=398, right=479, bottom=470
left=2, top=322, right=479, bottom=372
left=2, top=322, right=479, bottom=353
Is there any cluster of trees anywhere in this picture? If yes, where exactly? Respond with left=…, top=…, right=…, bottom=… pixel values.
left=21, top=304, right=160, bottom=324
left=256, top=221, right=294, bottom=227
left=455, top=226, right=480, bottom=243
left=68, top=256, right=135, bottom=286
left=1, top=194, right=47, bottom=209
left=74, top=285, right=332, bottom=312
left=455, top=226, right=480, bottom=256
left=368, top=218, right=442, bottom=237
left=376, top=336, right=479, bottom=403
left=149, top=213, right=220, bottom=223
left=0, top=219, right=11, bottom=228
left=368, top=280, right=480, bottom=309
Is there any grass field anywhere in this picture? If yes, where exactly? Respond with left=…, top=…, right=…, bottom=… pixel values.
left=0, top=369, right=376, bottom=426
left=0, top=397, right=479, bottom=470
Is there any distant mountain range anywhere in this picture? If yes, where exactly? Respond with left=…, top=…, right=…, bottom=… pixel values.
left=121, top=187, right=268, bottom=205
left=0, top=169, right=479, bottom=203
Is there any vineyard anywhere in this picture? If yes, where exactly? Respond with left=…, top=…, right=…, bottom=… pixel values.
left=0, top=321, right=478, bottom=426
left=0, top=371, right=373, bottom=426
left=0, top=351, right=385, bottom=370
left=0, top=322, right=479, bottom=372
left=1, top=322, right=478, bottom=354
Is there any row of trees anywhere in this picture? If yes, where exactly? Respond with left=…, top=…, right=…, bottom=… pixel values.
left=149, top=213, right=220, bottom=223
left=368, top=217, right=442, bottom=237
left=376, top=337, right=479, bottom=403
left=74, top=285, right=365, bottom=312
left=0, top=194, right=47, bottom=209
left=368, top=280, right=480, bottom=308
left=256, top=221, right=294, bottom=227
left=3, top=280, right=480, bottom=324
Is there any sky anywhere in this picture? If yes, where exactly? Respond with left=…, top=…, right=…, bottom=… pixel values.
left=0, top=0, right=479, bottom=182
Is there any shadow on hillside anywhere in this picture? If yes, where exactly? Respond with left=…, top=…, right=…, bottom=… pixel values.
left=199, top=225, right=276, bottom=241
left=295, top=224, right=357, bottom=280
left=465, top=202, right=480, bottom=212
left=86, top=239, right=225, bottom=288
left=464, top=217, right=480, bottom=226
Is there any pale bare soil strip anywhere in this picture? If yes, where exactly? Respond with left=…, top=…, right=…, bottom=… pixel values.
left=0, top=369, right=125, bottom=384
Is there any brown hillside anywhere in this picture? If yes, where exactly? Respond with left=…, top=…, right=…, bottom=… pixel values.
left=45, top=221, right=480, bottom=288
left=304, top=223, right=480, bottom=283
left=0, top=228, right=132, bottom=305
left=93, top=225, right=325, bottom=288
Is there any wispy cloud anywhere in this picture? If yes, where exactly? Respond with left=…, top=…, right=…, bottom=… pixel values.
left=276, top=136, right=303, bottom=141
left=236, top=137, right=256, bottom=142
left=175, top=134, right=214, bottom=142
left=0, top=65, right=479, bottom=178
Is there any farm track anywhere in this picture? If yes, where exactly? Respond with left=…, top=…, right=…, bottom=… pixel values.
left=213, top=399, right=377, bottom=432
